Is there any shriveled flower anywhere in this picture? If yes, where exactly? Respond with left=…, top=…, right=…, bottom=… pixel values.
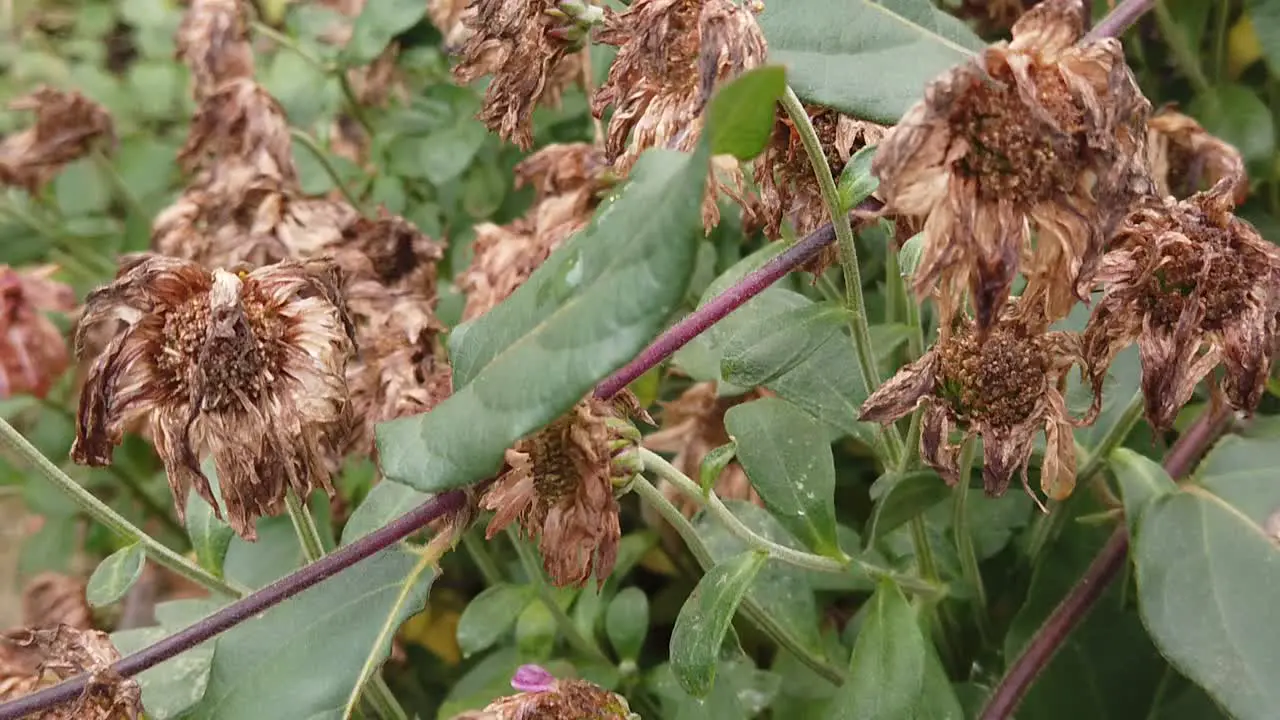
left=176, top=0, right=254, bottom=101
left=454, top=664, right=635, bottom=720
left=459, top=143, right=612, bottom=320
left=481, top=394, right=648, bottom=587
left=1083, top=176, right=1280, bottom=431
left=872, top=0, right=1152, bottom=333
left=71, top=255, right=356, bottom=540
left=22, top=572, right=92, bottom=631
left=0, top=265, right=77, bottom=399
left=1147, top=108, right=1247, bottom=203
left=1, top=625, right=141, bottom=719
left=0, top=88, right=114, bottom=193
left=179, top=78, right=297, bottom=188
left=643, top=382, right=761, bottom=517
left=860, top=304, right=1092, bottom=504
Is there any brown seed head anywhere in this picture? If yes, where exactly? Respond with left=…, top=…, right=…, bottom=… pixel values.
left=0, top=88, right=114, bottom=193
left=177, top=0, right=255, bottom=101
left=478, top=678, right=634, bottom=719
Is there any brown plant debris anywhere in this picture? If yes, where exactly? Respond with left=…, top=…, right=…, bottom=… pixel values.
left=1147, top=107, right=1248, bottom=203
left=871, top=0, right=1152, bottom=335
left=0, top=88, right=114, bottom=193
left=179, top=77, right=298, bottom=188
left=0, top=625, right=141, bottom=719
left=1083, top=175, right=1280, bottom=432
left=0, top=265, right=77, bottom=400
left=22, top=573, right=92, bottom=631
left=176, top=0, right=255, bottom=101
left=481, top=394, right=647, bottom=588
left=458, top=143, right=612, bottom=320
left=457, top=664, right=634, bottom=719
left=71, top=255, right=357, bottom=540
left=859, top=302, right=1093, bottom=505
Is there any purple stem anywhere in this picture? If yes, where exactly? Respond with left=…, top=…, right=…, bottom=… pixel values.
left=1084, top=0, right=1155, bottom=42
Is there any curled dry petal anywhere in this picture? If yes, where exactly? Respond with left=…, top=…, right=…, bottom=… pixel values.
left=71, top=256, right=356, bottom=540
left=179, top=78, right=298, bottom=187
left=0, top=265, right=76, bottom=399
left=872, top=0, right=1152, bottom=334
left=1, top=625, right=141, bottom=719
left=177, top=0, right=255, bottom=100
left=1147, top=108, right=1247, bottom=203
left=0, top=88, right=114, bottom=193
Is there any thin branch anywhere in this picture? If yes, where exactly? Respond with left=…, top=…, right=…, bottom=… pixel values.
left=1084, top=0, right=1156, bottom=42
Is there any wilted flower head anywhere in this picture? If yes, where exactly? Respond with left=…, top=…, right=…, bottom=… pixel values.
left=459, top=143, right=612, bottom=320
left=71, top=255, right=356, bottom=540
left=860, top=303, right=1091, bottom=504
left=1, top=625, right=141, bottom=719
left=872, top=0, right=1152, bottom=333
left=481, top=394, right=648, bottom=587
left=176, top=0, right=255, bottom=100
left=179, top=78, right=297, bottom=188
left=0, top=265, right=76, bottom=399
left=454, top=664, right=634, bottom=720
left=1146, top=108, right=1247, bottom=203
left=22, top=572, right=92, bottom=631
left=0, top=88, right=114, bottom=193
left=1083, top=176, right=1280, bottom=431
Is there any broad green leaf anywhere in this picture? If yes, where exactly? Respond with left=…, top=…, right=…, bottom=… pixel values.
left=721, top=302, right=849, bottom=388
left=606, top=587, right=650, bottom=661
left=515, top=599, right=556, bottom=659
left=342, top=0, right=427, bottom=65
left=417, top=121, right=488, bottom=186
left=674, top=286, right=809, bottom=388
left=54, top=159, right=110, bottom=216
left=1110, top=448, right=1176, bottom=538
left=183, top=548, right=434, bottom=720
left=670, top=550, right=768, bottom=697
left=648, top=659, right=782, bottom=720
left=340, top=478, right=430, bottom=545
left=724, top=398, right=841, bottom=557
left=263, top=50, right=335, bottom=128
left=1246, top=0, right=1280, bottom=75
left=1188, top=84, right=1275, bottom=169
left=700, top=442, right=738, bottom=494
left=378, top=147, right=708, bottom=494
left=706, top=65, right=787, bottom=160
left=758, top=0, right=982, bottom=124
left=1194, top=431, right=1280, bottom=523
left=836, top=144, right=879, bottom=211
left=113, top=599, right=224, bottom=720
left=186, top=492, right=233, bottom=577
left=897, top=232, right=925, bottom=279
left=86, top=543, right=146, bottom=607
left=457, top=583, right=534, bottom=658
left=832, top=580, right=962, bottom=719
left=865, top=470, right=950, bottom=547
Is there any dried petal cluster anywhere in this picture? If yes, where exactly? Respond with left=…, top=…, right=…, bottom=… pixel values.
left=0, top=88, right=114, bottom=193
left=1146, top=108, right=1248, bottom=203
left=0, top=625, right=141, bottom=719
left=872, top=0, right=1151, bottom=332
left=72, top=256, right=356, bottom=539
left=0, top=265, right=76, bottom=399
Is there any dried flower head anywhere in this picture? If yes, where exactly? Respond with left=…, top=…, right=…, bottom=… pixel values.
left=176, top=0, right=255, bottom=100
left=872, top=0, right=1152, bottom=333
left=860, top=304, right=1091, bottom=504
left=1083, top=176, right=1280, bottom=431
left=0, top=265, right=76, bottom=399
left=0, top=88, right=114, bottom=193
left=179, top=78, right=297, bottom=187
left=454, top=664, right=634, bottom=720
left=1, top=625, right=141, bottom=719
left=71, top=255, right=356, bottom=540
left=1147, top=108, right=1248, bottom=203
left=22, top=573, right=92, bottom=631
left=452, top=0, right=583, bottom=149
left=643, top=382, right=761, bottom=516
left=459, top=143, right=612, bottom=319
left=481, top=394, right=647, bottom=587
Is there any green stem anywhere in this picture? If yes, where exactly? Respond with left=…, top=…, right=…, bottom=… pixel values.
left=289, top=128, right=367, bottom=214
left=630, top=475, right=848, bottom=685
left=884, top=248, right=901, bottom=326
left=462, top=527, right=504, bottom=586
left=508, top=528, right=611, bottom=664
left=249, top=20, right=374, bottom=135
left=952, top=439, right=989, bottom=643
left=0, top=417, right=243, bottom=597
left=1152, top=1, right=1212, bottom=93
left=90, top=148, right=148, bottom=222
left=0, top=202, right=115, bottom=276
left=1211, top=0, right=1230, bottom=83
left=639, top=448, right=940, bottom=596
left=779, top=87, right=904, bottom=468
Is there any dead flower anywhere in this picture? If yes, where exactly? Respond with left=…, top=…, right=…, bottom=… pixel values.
left=1147, top=107, right=1248, bottom=203
left=71, top=255, right=356, bottom=540
left=179, top=78, right=297, bottom=188
left=455, top=664, right=635, bottom=720
left=452, top=0, right=583, bottom=149
left=176, top=0, right=255, bottom=101
left=0, top=88, right=114, bottom=193
left=0, top=265, right=77, bottom=400
left=643, top=382, right=761, bottom=517
left=1, top=625, right=141, bottom=719
left=859, top=303, right=1092, bottom=505
left=481, top=394, right=648, bottom=588
left=458, top=143, right=612, bottom=320
left=1083, top=176, right=1280, bottom=431
left=872, top=0, right=1152, bottom=333
left=22, top=573, right=92, bottom=631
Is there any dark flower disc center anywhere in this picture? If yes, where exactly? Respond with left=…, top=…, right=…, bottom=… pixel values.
left=1141, top=223, right=1263, bottom=332
left=938, top=327, right=1048, bottom=427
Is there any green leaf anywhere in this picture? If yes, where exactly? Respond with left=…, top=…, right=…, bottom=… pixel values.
left=649, top=658, right=782, bottom=719
left=1188, top=84, right=1275, bottom=169
left=1110, top=448, right=1176, bottom=538
left=836, top=144, right=879, bottom=211
left=342, top=0, right=427, bottom=65
left=417, top=121, right=488, bottom=186
left=378, top=147, right=708, bottom=494
left=706, top=65, right=787, bottom=160
left=54, top=159, right=110, bottom=216
left=86, top=543, right=146, bottom=607
left=263, top=50, right=335, bottom=128
left=113, top=599, right=224, bottom=719
left=721, top=302, right=849, bottom=388
left=186, top=492, right=233, bottom=577
left=700, top=442, right=738, bottom=494
left=1245, top=0, right=1280, bottom=75
left=339, top=478, right=429, bottom=545
left=605, top=587, right=650, bottom=661
left=897, top=232, right=925, bottom=280
left=724, top=398, right=842, bottom=557
left=758, top=0, right=982, bottom=124
left=831, top=580, right=962, bottom=719
left=675, top=286, right=808, bottom=389
left=865, top=470, right=950, bottom=547
left=457, top=583, right=534, bottom=658
left=670, top=550, right=768, bottom=697
left=515, top=599, right=557, bottom=659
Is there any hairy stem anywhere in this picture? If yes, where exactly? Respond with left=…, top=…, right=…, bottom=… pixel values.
left=284, top=490, right=327, bottom=564
left=0, top=417, right=243, bottom=597
left=0, top=489, right=469, bottom=720
left=508, top=528, right=611, bottom=663
left=980, top=404, right=1233, bottom=719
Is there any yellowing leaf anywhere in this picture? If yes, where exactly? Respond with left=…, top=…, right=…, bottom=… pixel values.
left=1229, top=15, right=1263, bottom=78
